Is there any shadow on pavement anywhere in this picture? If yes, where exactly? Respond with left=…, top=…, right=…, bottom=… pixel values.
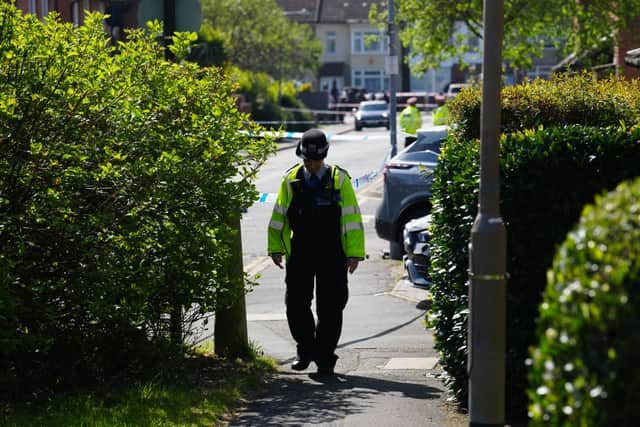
left=230, top=372, right=443, bottom=426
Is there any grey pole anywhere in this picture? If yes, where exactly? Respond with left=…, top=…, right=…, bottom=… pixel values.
left=387, top=0, right=398, bottom=158
left=468, top=0, right=507, bottom=426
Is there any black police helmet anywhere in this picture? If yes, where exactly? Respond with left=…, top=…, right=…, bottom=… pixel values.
left=296, top=129, right=329, bottom=160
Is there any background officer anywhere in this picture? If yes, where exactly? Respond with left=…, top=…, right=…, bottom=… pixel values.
left=399, top=96, right=423, bottom=148
left=267, top=129, right=365, bottom=376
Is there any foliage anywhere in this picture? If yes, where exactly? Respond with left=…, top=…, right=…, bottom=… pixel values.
left=187, top=22, right=228, bottom=68
left=201, top=0, right=321, bottom=80
left=429, top=122, right=640, bottom=419
left=447, top=73, right=640, bottom=141
left=1, top=347, right=276, bottom=426
left=370, top=0, right=640, bottom=73
left=229, top=67, right=314, bottom=132
left=0, top=4, right=274, bottom=397
left=528, top=177, right=640, bottom=426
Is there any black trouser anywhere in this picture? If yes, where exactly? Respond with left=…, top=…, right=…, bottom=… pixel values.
left=285, top=252, right=348, bottom=368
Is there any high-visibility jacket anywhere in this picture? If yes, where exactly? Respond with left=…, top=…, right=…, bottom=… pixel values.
left=268, top=164, right=365, bottom=260
left=399, top=105, right=423, bottom=136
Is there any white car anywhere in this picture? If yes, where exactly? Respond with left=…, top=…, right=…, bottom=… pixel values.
left=446, top=83, right=470, bottom=99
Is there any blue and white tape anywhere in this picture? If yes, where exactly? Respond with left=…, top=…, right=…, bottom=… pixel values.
left=243, top=130, right=384, bottom=142
left=256, top=169, right=379, bottom=203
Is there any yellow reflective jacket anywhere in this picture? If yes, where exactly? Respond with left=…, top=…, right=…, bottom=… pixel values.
left=399, top=105, right=423, bottom=136
left=267, top=164, right=365, bottom=259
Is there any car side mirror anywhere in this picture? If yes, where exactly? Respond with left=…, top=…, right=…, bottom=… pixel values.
left=352, top=108, right=357, bottom=112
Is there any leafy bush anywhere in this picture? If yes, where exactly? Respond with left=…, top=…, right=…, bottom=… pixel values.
left=528, top=177, right=640, bottom=426
left=429, top=124, right=640, bottom=420
left=447, top=73, right=640, bottom=141
left=229, top=67, right=314, bottom=132
left=0, top=5, right=273, bottom=397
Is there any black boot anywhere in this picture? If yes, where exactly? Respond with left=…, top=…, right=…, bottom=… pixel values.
left=291, top=356, right=313, bottom=371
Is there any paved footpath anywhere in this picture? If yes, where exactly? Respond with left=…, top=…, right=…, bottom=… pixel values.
left=228, top=117, right=468, bottom=426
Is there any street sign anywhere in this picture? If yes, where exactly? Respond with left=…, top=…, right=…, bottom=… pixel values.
left=385, top=55, right=399, bottom=75
left=137, top=0, right=202, bottom=33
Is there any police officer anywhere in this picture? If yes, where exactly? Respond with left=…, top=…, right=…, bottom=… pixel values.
left=267, top=129, right=365, bottom=376
left=399, top=96, right=423, bottom=148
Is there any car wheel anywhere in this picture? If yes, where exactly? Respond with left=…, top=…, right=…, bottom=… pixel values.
left=389, top=240, right=404, bottom=260
left=355, top=122, right=362, bottom=131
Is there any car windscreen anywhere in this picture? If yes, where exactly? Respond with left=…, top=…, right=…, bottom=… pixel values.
left=360, top=104, right=387, bottom=111
left=394, top=150, right=439, bottom=163
left=408, top=138, right=444, bottom=153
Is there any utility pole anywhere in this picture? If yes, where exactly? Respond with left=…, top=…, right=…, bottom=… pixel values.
left=468, top=0, right=506, bottom=426
left=387, top=0, right=398, bottom=158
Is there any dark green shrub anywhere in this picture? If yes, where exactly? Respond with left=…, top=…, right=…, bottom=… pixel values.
left=0, top=5, right=273, bottom=397
left=528, top=177, right=640, bottom=426
left=448, top=74, right=640, bottom=141
left=429, top=125, right=640, bottom=420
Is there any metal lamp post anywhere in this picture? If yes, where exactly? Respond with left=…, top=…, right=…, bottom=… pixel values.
left=468, top=0, right=507, bottom=425
left=387, top=0, right=398, bottom=158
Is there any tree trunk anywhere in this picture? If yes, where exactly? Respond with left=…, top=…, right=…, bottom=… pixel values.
left=214, top=213, right=250, bottom=359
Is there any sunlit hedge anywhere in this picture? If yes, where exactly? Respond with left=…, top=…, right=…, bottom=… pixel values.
left=0, top=4, right=273, bottom=397
left=447, top=73, right=640, bottom=141
left=528, top=177, right=640, bottom=426
left=429, top=72, right=640, bottom=421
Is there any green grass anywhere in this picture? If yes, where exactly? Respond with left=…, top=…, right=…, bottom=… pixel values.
left=1, top=344, right=276, bottom=426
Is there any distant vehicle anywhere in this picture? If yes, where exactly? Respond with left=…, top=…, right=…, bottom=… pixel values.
left=403, top=214, right=432, bottom=288
left=446, top=83, right=470, bottom=99
left=353, top=101, right=390, bottom=131
left=375, top=126, right=447, bottom=259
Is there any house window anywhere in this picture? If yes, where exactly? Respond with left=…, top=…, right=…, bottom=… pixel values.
left=41, top=0, right=49, bottom=17
left=326, top=31, right=336, bottom=55
left=28, top=0, right=37, bottom=14
left=353, top=69, right=388, bottom=92
left=352, top=30, right=387, bottom=54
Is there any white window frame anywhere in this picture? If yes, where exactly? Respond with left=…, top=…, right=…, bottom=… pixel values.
left=352, top=69, right=389, bottom=92
left=352, top=30, right=387, bottom=54
left=325, top=31, right=337, bottom=55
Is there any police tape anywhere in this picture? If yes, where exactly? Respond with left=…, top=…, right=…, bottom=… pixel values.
left=243, top=130, right=385, bottom=142
left=256, top=169, right=380, bottom=203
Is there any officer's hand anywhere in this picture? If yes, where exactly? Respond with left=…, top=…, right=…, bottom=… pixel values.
left=271, top=254, right=284, bottom=269
left=347, top=258, right=359, bottom=274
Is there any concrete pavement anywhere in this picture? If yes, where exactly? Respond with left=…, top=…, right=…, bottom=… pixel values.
left=228, top=115, right=468, bottom=427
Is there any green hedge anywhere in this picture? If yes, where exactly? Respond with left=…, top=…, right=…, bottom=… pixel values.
left=0, top=5, right=273, bottom=397
left=447, top=74, right=640, bottom=141
left=528, top=177, right=640, bottom=426
left=429, top=124, right=640, bottom=420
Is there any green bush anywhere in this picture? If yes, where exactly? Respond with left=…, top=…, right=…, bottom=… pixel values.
left=528, top=177, right=640, bottom=426
left=429, top=124, right=640, bottom=420
left=229, top=67, right=313, bottom=132
left=447, top=74, right=640, bottom=141
left=0, top=5, right=273, bottom=397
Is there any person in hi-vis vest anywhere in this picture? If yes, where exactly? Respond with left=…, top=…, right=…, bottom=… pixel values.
left=267, top=129, right=365, bottom=376
left=399, top=96, right=423, bottom=148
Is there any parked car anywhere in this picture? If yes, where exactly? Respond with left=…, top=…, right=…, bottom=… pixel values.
left=353, top=100, right=390, bottom=131
left=403, top=215, right=432, bottom=287
left=375, top=126, right=448, bottom=259
left=445, top=83, right=470, bottom=99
